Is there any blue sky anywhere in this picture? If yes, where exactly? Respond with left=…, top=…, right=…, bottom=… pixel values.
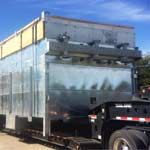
left=0, top=0, right=149, bottom=53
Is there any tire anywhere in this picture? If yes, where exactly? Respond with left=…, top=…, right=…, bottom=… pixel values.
left=108, top=129, right=149, bottom=150
left=128, top=130, right=149, bottom=148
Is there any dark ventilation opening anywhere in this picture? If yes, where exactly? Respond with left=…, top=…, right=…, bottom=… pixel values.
left=90, top=97, right=97, bottom=104
left=95, top=125, right=98, bottom=131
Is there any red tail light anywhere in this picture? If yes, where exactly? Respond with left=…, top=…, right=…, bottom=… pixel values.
left=148, top=86, right=150, bottom=92
left=88, top=114, right=97, bottom=119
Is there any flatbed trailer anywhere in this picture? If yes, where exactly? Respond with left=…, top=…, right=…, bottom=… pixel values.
left=1, top=12, right=150, bottom=150
left=89, top=100, right=150, bottom=149
left=3, top=100, right=150, bottom=150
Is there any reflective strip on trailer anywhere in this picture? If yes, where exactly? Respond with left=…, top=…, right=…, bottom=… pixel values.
left=114, top=116, right=150, bottom=122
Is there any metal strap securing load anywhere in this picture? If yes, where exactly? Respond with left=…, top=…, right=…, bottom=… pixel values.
left=48, top=41, right=141, bottom=61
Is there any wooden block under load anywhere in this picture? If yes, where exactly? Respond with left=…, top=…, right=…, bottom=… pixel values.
left=6, top=115, right=28, bottom=131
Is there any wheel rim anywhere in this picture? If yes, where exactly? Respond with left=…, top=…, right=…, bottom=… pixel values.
left=113, top=138, right=130, bottom=150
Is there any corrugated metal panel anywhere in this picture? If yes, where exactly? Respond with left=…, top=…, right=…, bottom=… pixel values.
left=45, top=16, right=135, bottom=48
left=51, top=16, right=134, bottom=30
left=48, top=60, right=133, bottom=120
left=0, top=19, right=45, bottom=59
left=0, top=40, right=47, bottom=118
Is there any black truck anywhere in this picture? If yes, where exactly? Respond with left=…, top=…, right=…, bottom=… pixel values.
left=89, top=101, right=150, bottom=150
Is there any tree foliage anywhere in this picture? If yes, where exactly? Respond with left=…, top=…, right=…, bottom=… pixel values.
left=136, top=56, right=150, bottom=87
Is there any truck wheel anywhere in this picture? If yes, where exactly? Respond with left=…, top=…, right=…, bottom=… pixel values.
left=128, top=130, right=149, bottom=148
left=108, top=129, right=148, bottom=150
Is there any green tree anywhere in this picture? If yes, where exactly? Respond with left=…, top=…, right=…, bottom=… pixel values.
left=136, top=55, right=150, bottom=87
